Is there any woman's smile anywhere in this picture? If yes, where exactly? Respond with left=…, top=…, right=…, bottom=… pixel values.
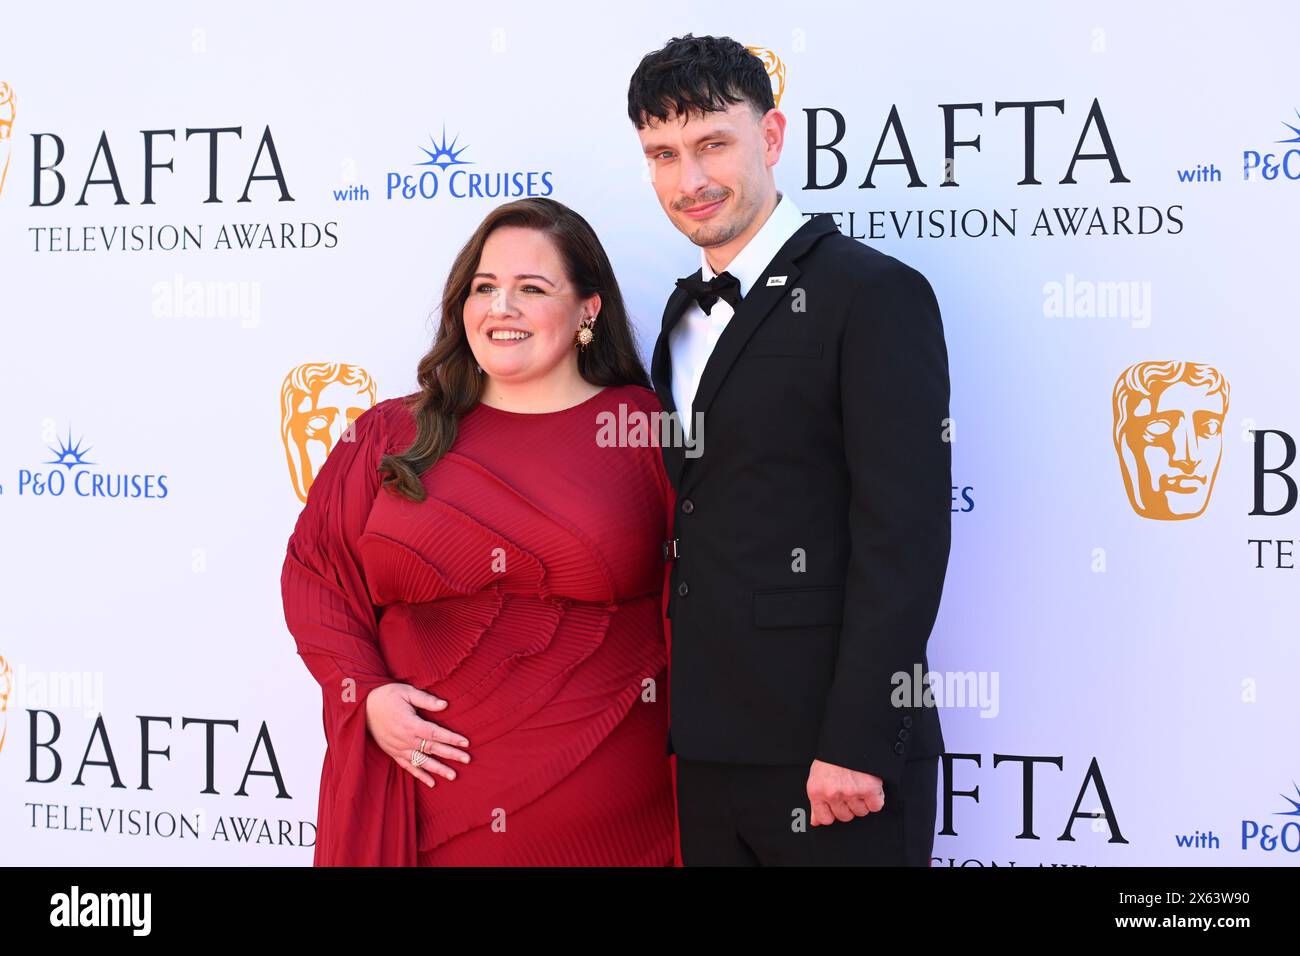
left=485, top=327, right=534, bottom=345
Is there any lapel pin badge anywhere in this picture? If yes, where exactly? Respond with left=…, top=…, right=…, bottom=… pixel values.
left=765, top=275, right=788, bottom=287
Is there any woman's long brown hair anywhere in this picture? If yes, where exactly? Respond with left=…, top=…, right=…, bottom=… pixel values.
left=379, top=196, right=650, bottom=501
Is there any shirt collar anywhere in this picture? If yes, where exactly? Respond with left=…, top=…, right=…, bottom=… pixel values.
left=700, top=191, right=804, bottom=298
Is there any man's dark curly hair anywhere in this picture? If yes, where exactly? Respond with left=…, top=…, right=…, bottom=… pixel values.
left=627, top=34, right=775, bottom=130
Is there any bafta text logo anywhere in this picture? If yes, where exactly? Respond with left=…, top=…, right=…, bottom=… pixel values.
left=745, top=46, right=785, bottom=109
left=1112, top=360, right=1229, bottom=520
left=281, top=363, right=376, bottom=502
left=0, top=82, right=15, bottom=199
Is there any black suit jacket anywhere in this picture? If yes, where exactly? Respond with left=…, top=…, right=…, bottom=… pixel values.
left=651, top=212, right=951, bottom=793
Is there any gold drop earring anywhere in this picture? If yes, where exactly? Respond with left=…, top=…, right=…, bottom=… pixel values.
left=574, top=313, right=596, bottom=350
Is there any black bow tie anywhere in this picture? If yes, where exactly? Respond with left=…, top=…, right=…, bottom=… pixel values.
left=676, top=270, right=742, bottom=315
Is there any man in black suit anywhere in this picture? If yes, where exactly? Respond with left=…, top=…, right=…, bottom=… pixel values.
left=627, top=34, right=952, bottom=865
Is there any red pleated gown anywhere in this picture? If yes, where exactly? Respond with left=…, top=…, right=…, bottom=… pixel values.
left=281, top=383, right=677, bottom=865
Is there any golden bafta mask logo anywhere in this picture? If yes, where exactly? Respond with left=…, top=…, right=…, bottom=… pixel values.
left=745, top=46, right=786, bottom=109
left=1112, top=360, right=1229, bottom=520
left=0, top=654, right=11, bottom=755
left=281, top=363, right=376, bottom=502
left=0, top=81, right=16, bottom=199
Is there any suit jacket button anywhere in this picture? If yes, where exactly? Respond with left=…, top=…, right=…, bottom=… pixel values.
left=897, top=729, right=909, bottom=742
left=893, top=741, right=906, bottom=755
left=677, top=581, right=689, bottom=597
left=902, top=715, right=914, bottom=729
left=681, top=498, right=695, bottom=514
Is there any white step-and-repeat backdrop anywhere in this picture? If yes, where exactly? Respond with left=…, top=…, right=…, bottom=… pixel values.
left=3, top=2, right=1297, bottom=865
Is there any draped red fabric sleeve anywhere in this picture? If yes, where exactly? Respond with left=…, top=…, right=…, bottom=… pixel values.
left=280, top=399, right=417, bottom=866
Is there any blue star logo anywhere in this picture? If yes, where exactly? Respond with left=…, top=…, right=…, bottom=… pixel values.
left=1276, top=781, right=1300, bottom=817
left=1276, top=108, right=1300, bottom=144
left=44, top=425, right=94, bottom=470
left=416, top=124, right=473, bottom=169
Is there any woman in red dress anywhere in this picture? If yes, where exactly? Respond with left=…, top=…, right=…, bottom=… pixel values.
left=281, top=197, right=677, bottom=865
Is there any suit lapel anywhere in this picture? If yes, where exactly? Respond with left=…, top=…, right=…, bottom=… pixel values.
left=651, top=275, right=696, bottom=419
left=651, top=277, right=696, bottom=489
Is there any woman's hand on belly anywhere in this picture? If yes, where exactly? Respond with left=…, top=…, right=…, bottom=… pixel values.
left=364, top=683, right=471, bottom=788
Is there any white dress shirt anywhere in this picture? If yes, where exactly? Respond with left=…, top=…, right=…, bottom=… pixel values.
left=669, top=191, right=806, bottom=439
